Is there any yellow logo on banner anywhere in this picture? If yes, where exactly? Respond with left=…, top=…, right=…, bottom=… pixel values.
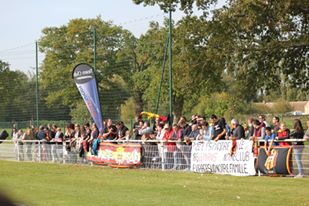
left=111, top=147, right=124, bottom=164
left=265, top=149, right=278, bottom=171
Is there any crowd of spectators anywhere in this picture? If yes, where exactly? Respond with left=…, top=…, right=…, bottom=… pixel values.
left=9, top=114, right=309, bottom=176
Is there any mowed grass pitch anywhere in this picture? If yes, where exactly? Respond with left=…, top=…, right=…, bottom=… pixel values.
left=0, top=160, right=308, bottom=206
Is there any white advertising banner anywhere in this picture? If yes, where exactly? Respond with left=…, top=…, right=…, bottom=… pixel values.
left=191, top=140, right=256, bottom=176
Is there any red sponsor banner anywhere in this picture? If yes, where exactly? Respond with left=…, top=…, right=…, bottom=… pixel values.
left=88, top=142, right=142, bottom=168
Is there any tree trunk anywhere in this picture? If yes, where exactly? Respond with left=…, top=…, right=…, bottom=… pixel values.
left=173, top=96, right=184, bottom=124
left=134, top=92, right=144, bottom=116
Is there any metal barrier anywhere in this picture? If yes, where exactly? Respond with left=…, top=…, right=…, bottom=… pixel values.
left=0, top=139, right=308, bottom=176
left=141, top=142, right=191, bottom=171
left=0, top=140, right=86, bottom=164
left=257, top=139, right=309, bottom=177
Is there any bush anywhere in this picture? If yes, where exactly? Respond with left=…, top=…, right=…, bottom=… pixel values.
left=251, top=103, right=272, bottom=114
left=70, top=101, right=92, bottom=124
left=192, top=92, right=248, bottom=119
left=120, top=97, right=137, bottom=122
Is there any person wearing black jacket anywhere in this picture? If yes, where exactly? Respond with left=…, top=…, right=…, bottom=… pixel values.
left=230, top=119, right=245, bottom=140
left=210, top=114, right=226, bottom=141
left=292, top=119, right=305, bottom=178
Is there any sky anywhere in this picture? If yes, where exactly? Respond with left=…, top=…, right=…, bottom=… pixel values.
left=0, top=0, right=225, bottom=74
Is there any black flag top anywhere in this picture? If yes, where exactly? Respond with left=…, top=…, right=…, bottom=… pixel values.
left=72, top=63, right=95, bottom=84
left=72, top=63, right=104, bottom=133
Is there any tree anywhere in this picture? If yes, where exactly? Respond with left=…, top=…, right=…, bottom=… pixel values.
left=0, top=60, right=36, bottom=122
left=39, top=17, right=134, bottom=120
left=207, top=0, right=309, bottom=100
left=123, top=17, right=224, bottom=120
left=70, top=101, right=92, bottom=124
left=133, top=0, right=219, bottom=14
left=120, top=97, right=137, bottom=123
left=0, top=61, right=9, bottom=72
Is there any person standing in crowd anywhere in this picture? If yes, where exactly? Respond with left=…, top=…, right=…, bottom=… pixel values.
left=44, top=127, right=53, bottom=161
left=132, top=116, right=143, bottom=140
left=264, top=127, right=276, bottom=156
left=72, top=124, right=83, bottom=160
left=10, top=124, right=17, bottom=138
left=210, top=114, right=226, bottom=141
left=304, top=120, right=309, bottom=141
left=272, top=116, right=280, bottom=135
left=196, top=116, right=205, bottom=127
left=171, top=124, right=184, bottom=169
left=52, top=126, right=64, bottom=162
left=139, top=121, right=153, bottom=141
left=181, top=123, right=199, bottom=170
left=83, top=123, right=92, bottom=154
left=115, top=121, right=129, bottom=141
left=222, top=118, right=230, bottom=139
left=171, top=124, right=183, bottom=170
left=22, top=127, right=34, bottom=161
left=15, top=129, right=24, bottom=161
left=11, top=128, right=18, bottom=159
left=50, top=124, right=57, bottom=139
left=37, top=126, right=46, bottom=141
left=229, top=119, right=245, bottom=155
left=184, top=124, right=199, bottom=144
left=258, top=114, right=270, bottom=127
left=251, top=119, right=265, bottom=140
left=162, top=124, right=175, bottom=169
left=36, top=125, right=46, bottom=160
left=102, top=119, right=117, bottom=141
left=90, top=123, right=100, bottom=155
left=72, top=124, right=82, bottom=150
left=155, top=123, right=166, bottom=141
left=178, top=116, right=191, bottom=137
left=64, top=124, right=75, bottom=141
left=276, top=122, right=290, bottom=147
left=152, top=123, right=166, bottom=165
left=199, top=121, right=214, bottom=141
left=191, top=114, right=198, bottom=124
left=250, top=120, right=265, bottom=156
left=230, top=119, right=245, bottom=140
left=77, top=126, right=87, bottom=161
left=246, top=117, right=255, bottom=139
left=292, top=119, right=305, bottom=178
left=54, top=126, right=64, bottom=141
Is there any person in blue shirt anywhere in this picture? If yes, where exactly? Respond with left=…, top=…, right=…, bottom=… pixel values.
left=202, top=122, right=214, bottom=141
left=264, top=126, right=276, bottom=156
left=37, top=126, right=46, bottom=140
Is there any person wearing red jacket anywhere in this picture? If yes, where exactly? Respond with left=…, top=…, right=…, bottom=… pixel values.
left=276, top=123, right=290, bottom=147
left=162, top=124, right=174, bottom=169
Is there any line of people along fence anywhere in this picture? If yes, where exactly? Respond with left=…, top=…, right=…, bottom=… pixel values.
left=0, top=139, right=308, bottom=177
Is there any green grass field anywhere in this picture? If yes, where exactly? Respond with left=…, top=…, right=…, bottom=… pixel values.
left=0, top=160, right=308, bottom=206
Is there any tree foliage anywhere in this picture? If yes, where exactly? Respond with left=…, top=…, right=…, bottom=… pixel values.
left=70, top=101, right=92, bottom=124
left=0, top=60, right=36, bottom=122
left=132, top=0, right=218, bottom=14
left=207, top=0, right=309, bottom=97
left=1, top=0, right=308, bottom=124
left=39, top=17, right=134, bottom=120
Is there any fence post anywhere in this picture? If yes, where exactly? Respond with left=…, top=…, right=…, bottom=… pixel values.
left=161, top=142, right=165, bottom=171
left=17, top=140, right=20, bottom=162
left=63, top=142, right=66, bottom=164
left=38, top=140, right=41, bottom=162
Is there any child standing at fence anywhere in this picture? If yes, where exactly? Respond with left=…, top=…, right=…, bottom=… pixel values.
left=264, top=127, right=276, bottom=156
left=276, top=123, right=290, bottom=147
